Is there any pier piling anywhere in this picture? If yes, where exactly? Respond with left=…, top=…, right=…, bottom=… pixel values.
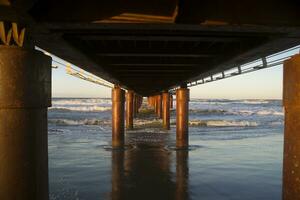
left=283, top=54, right=300, bottom=200
left=126, top=90, right=134, bottom=130
left=0, top=46, right=51, bottom=200
left=156, top=94, right=162, bottom=118
left=176, top=86, right=190, bottom=148
left=112, top=85, right=125, bottom=148
left=162, top=92, right=170, bottom=130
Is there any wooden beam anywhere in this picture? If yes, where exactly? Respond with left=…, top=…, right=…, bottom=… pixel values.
left=80, top=35, right=240, bottom=42
left=96, top=53, right=214, bottom=58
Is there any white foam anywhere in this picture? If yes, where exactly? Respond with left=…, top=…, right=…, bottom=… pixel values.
left=52, top=99, right=111, bottom=106
left=49, top=106, right=111, bottom=112
left=49, top=118, right=111, bottom=126
left=189, top=120, right=258, bottom=127
left=256, top=110, right=284, bottom=116
left=239, top=100, right=269, bottom=104
left=228, top=109, right=283, bottom=116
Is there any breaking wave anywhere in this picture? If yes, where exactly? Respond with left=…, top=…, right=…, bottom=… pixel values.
left=52, top=98, right=111, bottom=106
left=231, top=109, right=283, bottom=116
left=189, top=120, right=258, bottom=127
left=49, top=118, right=111, bottom=126
left=190, top=108, right=283, bottom=116
left=49, top=106, right=111, bottom=112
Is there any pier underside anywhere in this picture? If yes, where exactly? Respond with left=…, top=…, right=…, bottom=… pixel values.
left=2, top=0, right=299, bottom=95
left=1, top=1, right=300, bottom=200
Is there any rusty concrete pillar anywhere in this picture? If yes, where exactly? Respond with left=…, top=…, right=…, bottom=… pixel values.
left=176, top=87, right=190, bottom=148
left=151, top=96, right=155, bottom=108
left=283, top=54, right=300, bottom=200
left=154, top=95, right=158, bottom=115
left=148, top=96, right=152, bottom=107
left=156, top=94, right=162, bottom=118
left=162, top=92, right=170, bottom=130
left=112, top=85, right=125, bottom=148
left=0, top=46, right=51, bottom=200
left=126, top=90, right=134, bottom=130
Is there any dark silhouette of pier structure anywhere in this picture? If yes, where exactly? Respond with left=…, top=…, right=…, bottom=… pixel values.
left=1, top=1, right=300, bottom=199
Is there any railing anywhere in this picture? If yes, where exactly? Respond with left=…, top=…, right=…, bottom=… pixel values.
left=184, top=45, right=300, bottom=88
left=36, top=47, right=114, bottom=89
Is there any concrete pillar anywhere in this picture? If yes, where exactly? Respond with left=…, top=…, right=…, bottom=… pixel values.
left=176, top=87, right=190, bottom=148
left=0, top=46, right=51, bottom=200
left=112, top=85, right=125, bottom=148
left=151, top=96, right=155, bottom=108
left=150, top=96, right=154, bottom=107
left=154, top=95, right=158, bottom=114
left=162, top=92, right=170, bottom=130
left=126, top=90, right=134, bottom=130
left=156, top=94, right=162, bottom=118
left=283, top=54, right=300, bottom=200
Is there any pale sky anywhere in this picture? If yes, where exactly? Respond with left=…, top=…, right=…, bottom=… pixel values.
left=50, top=46, right=299, bottom=100
left=52, top=64, right=283, bottom=99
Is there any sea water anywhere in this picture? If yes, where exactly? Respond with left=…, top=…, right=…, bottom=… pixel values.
left=49, top=98, right=284, bottom=200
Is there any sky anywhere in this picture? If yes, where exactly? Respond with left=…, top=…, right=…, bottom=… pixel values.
left=50, top=47, right=299, bottom=100
left=52, top=64, right=282, bottom=99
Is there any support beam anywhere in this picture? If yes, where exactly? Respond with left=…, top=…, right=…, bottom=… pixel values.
left=156, top=94, right=162, bottom=118
left=154, top=95, right=157, bottom=114
left=162, top=92, right=170, bottom=130
left=112, top=85, right=125, bottom=148
left=0, top=46, right=51, bottom=200
left=283, top=54, right=300, bottom=200
left=150, top=96, right=155, bottom=108
left=126, top=90, right=134, bottom=130
left=176, top=87, right=189, bottom=148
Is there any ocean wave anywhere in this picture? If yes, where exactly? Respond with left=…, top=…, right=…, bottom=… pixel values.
left=237, top=100, right=269, bottom=104
left=49, top=118, right=111, bottom=126
left=190, top=108, right=283, bottom=116
left=190, top=109, right=227, bottom=115
left=49, top=106, right=111, bottom=112
left=189, top=99, right=272, bottom=105
left=256, top=110, right=283, bottom=116
left=189, top=120, right=258, bottom=127
left=52, top=98, right=111, bottom=106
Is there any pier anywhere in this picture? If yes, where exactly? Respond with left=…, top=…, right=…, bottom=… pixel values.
left=1, top=1, right=300, bottom=199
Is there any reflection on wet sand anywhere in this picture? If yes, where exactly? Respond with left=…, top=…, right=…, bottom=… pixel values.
left=111, top=143, right=189, bottom=200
